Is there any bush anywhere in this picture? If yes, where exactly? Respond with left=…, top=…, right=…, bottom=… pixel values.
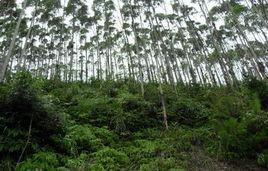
left=121, top=139, right=171, bottom=168
left=244, top=77, right=268, bottom=110
left=0, top=159, right=15, bottom=171
left=212, top=93, right=248, bottom=119
left=71, top=92, right=159, bottom=132
left=16, top=151, right=59, bottom=171
left=62, top=125, right=103, bottom=154
left=257, top=150, right=268, bottom=168
left=212, top=118, right=248, bottom=159
left=6, top=72, right=63, bottom=136
left=90, top=147, right=129, bottom=170
left=169, top=97, right=210, bottom=127
left=92, top=126, right=119, bottom=145
left=114, top=92, right=159, bottom=131
left=0, top=84, right=11, bottom=106
left=2, top=72, right=268, bottom=169
left=64, top=153, right=89, bottom=170
left=69, top=96, right=116, bottom=126
left=0, top=71, right=64, bottom=162
left=210, top=110, right=268, bottom=161
left=243, top=111, right=268, bottom=157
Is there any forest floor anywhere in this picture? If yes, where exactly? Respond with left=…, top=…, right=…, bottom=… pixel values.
left=187, top=148, right=266, bottom=171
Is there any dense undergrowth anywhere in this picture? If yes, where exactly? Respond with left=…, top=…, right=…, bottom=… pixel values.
left=1, top=71, right=268, bottom=170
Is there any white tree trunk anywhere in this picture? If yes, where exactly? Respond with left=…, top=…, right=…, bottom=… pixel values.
left=0, top=0, right=28, bottom=82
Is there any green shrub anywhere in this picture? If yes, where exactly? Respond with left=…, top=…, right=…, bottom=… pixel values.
left=62, top=125, right=103, bottom=154
left=0, top=84, right=11, bottom=105
left=2, top=72, right=268, bottom=170
left=89, top=163, right=105, bottom=171
left=70, top=97, right=115, bottom=126
left=257, top=150, right=268, bottom=167
left=90, top=147, right=129, bottom=170
left=144, top=83, right=160, bottom=105
left=0, top=159, right=15, bottom=170
left=208, top=110, right=268, bottom=165
left=0, top=71, right=64, bottom=162
left=72, top=92, right=159, bottom=132
left=92, top=126, right=119, bottom=145
left=169, top=97, right=209, bottom=127
left=65, top=153, right=89, bottom=170
left=242, top=111, right=268, bottom=157
left=212, top=94, right=248, bottom=119
left=7, top=72, right=63, bottom=136
left=121, top=139, right=167, bottom=166
left=114, top=92, right=159, bottom=131
left=215, top=118, right=248, bottom=159
left=244, top=77, right=268, bottom=110
left=16, top=151, right=59, bottom=171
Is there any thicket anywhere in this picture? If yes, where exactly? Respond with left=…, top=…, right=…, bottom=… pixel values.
left=0, top=71, right=268, bottom=170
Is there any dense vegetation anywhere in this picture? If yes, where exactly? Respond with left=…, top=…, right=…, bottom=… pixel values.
left=1, top=0, right=268, bottom=170
left=1, top=71, right=268, bottom=170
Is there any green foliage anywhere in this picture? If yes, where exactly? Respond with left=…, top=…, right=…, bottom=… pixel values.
left=212, top=92, right=248, bottom=118
left=92, top=126, right=119, bottom=145
left=244, top=77, right=268, bottom=110
left=16, top=151, right=59, bottom=171
left=69, top=90, right=158, bottom=132
left=1, top=73, right=268, bottom=169
left=248, top=92, right=262, bottom=113
left=212, top=118, right=248, bottom=159
left=62, top=124, right=103, bottom=154
left=8, top=71, right=41, bottom=115
left=115, top=92, right=159, bottom=131
left=169, top=97, right=209, bottom=127
left=231, top=4, right=246, bottom=15
left=208, top=110, right=268, bottom=162
left=71, top=96, right=114, bottom=125
left=64, top=153, right=88, bottom=170
left=257, top=150, right=268, bottom=167
left=243, top=111, right=268, bottom=155
left=90, top=147, right=129, bottom=170
left=0, top=71, right=64, bottom=163
left=0, top=84, right=11, bottom=105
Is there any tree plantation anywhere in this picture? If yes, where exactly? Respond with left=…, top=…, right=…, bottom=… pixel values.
left=0, top=0, right=268, bottom=170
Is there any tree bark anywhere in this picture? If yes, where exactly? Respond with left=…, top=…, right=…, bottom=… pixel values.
left=0, top=0, right=28, bottom=82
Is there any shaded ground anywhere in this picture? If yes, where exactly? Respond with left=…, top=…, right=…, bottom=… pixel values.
left=187, top=148, right=267, bottom=171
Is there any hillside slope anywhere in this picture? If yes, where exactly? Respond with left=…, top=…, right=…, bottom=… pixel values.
left=1, top=72, right=268, bottom=170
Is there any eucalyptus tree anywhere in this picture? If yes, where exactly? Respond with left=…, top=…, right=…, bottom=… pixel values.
left=172, top=1, right=219, bottom=85
left=65, top=0, right=85, bottom=81
left=243, top=1, right=268, bottom=70
left=145, top=0, right=177, bottom=86
left=211, top=0, right=265, bottom=79
left=102, top=0, right=118, bottom=80
left=91, top=0, right=106, bottom=80
left=189, top=0, right=235, bottom=86
left=162, top=7, right=200, bottom=85
left=2, top=0, right=268, bottom=85
left=0, top=0, right=28, bottom=82
left=0, top=0, right=19, bottom=69
left=120, top=0, right=146, bottom=96
left=154, top=12, right=183, bottom=84
left=137, top=0, right=170, bottom=129
left=246, top=0, right=268, bottom=30
left=117, top=0, right=137, bottom=80
left=19, top=8, right=37, bottom=69
left=32, top=0, right=63, bottom=79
